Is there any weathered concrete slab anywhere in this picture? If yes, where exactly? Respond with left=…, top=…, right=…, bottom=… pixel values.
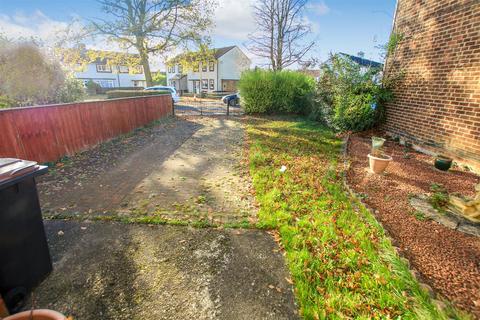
left=29, top=220, right=299, bottom=320
left=38, top=116, right=256, bottom=224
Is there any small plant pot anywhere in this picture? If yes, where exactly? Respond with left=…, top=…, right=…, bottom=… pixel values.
left=368, top=154, right=393, bottom=174
left=4, top=309, right=66, bottom=320
left=434, top=157, right=452, bottom=171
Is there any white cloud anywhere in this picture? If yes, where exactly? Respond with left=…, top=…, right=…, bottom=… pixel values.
left=0, top=10, right=70, bottom=44
left=212, top=0, right=256, bottom=40
left=0, top=11, right=136, bottom=52
left=302, top=16, right=320, bottom=34
left=308, top=1, right=330, bottom=16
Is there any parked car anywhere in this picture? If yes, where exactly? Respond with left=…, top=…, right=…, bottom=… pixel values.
left=144, top=86, right=180, bottom=103
left=222, top=93, right=240, bottom=106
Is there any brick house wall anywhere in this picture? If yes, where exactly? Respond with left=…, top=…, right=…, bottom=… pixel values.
left=383, top=0, right=480, bottom=168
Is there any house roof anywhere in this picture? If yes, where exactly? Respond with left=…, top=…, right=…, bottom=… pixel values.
left=168, top=46, right=238, bottom=63
left=338, top=53, right=383, bottom=68
left=58, top=46, right=141, bottom=65
left=213, top=46, right=236, bottom=59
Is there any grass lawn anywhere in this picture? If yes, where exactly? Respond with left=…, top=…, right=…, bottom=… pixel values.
left=247, top=116, right=467, bottom=320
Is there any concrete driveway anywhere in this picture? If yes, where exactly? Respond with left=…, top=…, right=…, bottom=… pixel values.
left=32, top=116, right=299, bottom=319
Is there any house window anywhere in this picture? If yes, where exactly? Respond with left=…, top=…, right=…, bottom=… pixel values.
left=193, top=63, right=199, bottom=72
left=201, top=79, right=208, bottom=89
left=133, top=80, right=146, bottom=87
left=209, top=79, right=214, bottom=90
left=209, top=61, right=214, bottom=72
left=178, top=64, right=183, bottom=73
left=202, top=62, right=207, bottom=72
left=95, top=79, right=115, bottom=88
left=118, top=65, right=129, bottom=73
left=96, top=64, right=112, bottom=73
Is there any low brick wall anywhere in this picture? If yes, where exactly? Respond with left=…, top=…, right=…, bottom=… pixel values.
left=383, top=0, right=480, bottom=168
left=0, top=95, right=173, bottom=163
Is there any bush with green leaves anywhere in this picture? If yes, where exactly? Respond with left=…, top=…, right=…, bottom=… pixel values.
left=311, top=54, right=393, bottom=132
left=54, top=76, right=86, bottom=103
left=152, top=71, right=167, bottom=86
left=85, top=80, right=102, bottom=95
left=238, top=70, right=315, bottom=114
left=0, top=95, right=16, bottom=109
left=106, top=90, right=168, bottom=99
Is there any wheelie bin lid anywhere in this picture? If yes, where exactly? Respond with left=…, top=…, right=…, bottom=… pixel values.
left=0, top=158, right=47, bottom=189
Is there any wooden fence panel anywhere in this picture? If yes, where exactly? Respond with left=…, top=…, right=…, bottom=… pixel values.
left=0, top=95, right=173, bottom=163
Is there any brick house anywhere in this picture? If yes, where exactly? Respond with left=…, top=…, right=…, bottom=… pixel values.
left=383, top=0, right=480, bottom=170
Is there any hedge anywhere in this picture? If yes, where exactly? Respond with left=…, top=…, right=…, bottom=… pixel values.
left=106, top=90, right=169, bottom=99
left=98, top=86, right=144, bottom=94
left=238, top=70, right=315, bottom=114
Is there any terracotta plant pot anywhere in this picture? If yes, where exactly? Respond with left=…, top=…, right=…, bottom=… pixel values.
left=368, top=154, right=393, bottom=174
left=434, top=156, right=452, bottom=171
left=4, top=309, right=66, bottom=320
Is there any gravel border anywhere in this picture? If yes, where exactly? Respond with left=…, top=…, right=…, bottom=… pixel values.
left=340, top=135, right=462, bottom=315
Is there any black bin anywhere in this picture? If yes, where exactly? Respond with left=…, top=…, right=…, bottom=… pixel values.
left=0, top=158, right=50, bottom=312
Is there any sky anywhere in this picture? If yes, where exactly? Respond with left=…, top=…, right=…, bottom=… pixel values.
left=0, top=0, right=397, bottom=70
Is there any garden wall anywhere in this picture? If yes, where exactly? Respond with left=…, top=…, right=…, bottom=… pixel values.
left=383, top=0, right=480, bottom=168
left=0, top=95, right=173, bottom=163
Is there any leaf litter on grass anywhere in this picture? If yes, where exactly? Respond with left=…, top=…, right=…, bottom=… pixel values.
left=247, top=116, right=469, bottom=320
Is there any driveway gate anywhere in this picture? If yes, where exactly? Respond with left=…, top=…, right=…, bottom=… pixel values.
left=174, top=97, right=243, bottom=116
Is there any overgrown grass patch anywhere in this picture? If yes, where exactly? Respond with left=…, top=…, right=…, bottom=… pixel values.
left=247, top=116, right=466, bottom=319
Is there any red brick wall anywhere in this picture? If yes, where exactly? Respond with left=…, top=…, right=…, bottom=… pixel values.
left=383, top=0, right=480, bottom=165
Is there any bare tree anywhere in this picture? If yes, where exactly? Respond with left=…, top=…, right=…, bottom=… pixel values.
left=248, top=0, right=314, bottom=70
left=91, top=0, right=216, bottom=86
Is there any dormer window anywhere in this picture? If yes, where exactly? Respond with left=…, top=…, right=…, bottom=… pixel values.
left=96, top=64, right=112, bottom=73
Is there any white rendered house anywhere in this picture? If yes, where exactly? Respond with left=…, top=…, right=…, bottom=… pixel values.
left=166, top=46, right=251, bottom=93
left=71, top=51, right=147, bottom=89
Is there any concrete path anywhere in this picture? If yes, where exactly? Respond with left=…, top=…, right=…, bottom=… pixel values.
left=31, top=220, right=299, bottom=320
left=122, top=117, right=256, bottom=224
left=32, top=116, right=298, bottom=319
left=39, top=116, right=256, bottom=224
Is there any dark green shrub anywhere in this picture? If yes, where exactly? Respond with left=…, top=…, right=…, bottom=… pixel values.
left=311, top=54, right=393, bottom=132
left=85, top=80, right=102, bottom=95
left=97, top=86, right=144, bottom=94
left=106, top=90, right=169, bottom=99
left=238, top=70, right=315, bottom=114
